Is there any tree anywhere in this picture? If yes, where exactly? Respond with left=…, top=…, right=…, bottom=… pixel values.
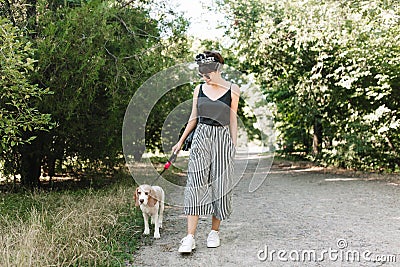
left=0, top=18, right=52, bottom=183
left=221, top=0, right=400, bottom=170
left=29, top=0, right=189, bottom=180
left=1, top=0, right=191, bottom=187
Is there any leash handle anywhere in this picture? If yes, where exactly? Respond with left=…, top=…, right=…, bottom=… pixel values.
left=151, top=152, right=177, bottom=186
left=164, top=152, right=177, bottom=170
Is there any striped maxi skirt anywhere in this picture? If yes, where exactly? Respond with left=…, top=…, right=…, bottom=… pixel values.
left=184, top=123, right=236, bottom=221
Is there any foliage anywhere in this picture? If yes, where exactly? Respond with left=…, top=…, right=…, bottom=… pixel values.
left=33, top=0, right=161, bottom=169
left=221, top=0, right=400, bottom=171
left=0, top=0, right=191, bottom=185
left=0, top=18, right=53, bottom=178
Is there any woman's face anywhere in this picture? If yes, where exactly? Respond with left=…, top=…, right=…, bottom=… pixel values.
left=198, top=72, right=211, bottom=79
left=198, top=71, right=213, bottom=82
left=198, top=63, right=219, bottom=83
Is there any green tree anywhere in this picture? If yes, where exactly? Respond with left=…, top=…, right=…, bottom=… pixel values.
left=221, top=0, right=400, bottom=171
left=0, top=18, right=52, bottom=181
left=0, top=0, right=191, bottom=187
left=15, top=0, right=190, bottom=186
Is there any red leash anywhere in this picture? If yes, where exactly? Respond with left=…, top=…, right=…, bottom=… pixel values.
left=151, top=152, right=177, bottom=185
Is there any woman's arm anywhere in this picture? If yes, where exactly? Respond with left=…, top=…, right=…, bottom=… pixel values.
left=229, top=84, right=240, bottom=147
left=172, top=85, right=200, bottom=153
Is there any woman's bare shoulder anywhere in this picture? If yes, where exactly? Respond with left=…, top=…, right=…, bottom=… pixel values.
left=193, top=84, right=201, bottom=98
left=230, top=83, right=240, bottom=96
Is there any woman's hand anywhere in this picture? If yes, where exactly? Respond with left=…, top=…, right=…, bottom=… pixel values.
left=172, top=141, right=183, bottom=154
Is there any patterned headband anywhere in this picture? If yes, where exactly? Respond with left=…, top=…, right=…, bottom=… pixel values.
left=195, top=53, right=218, bottom=64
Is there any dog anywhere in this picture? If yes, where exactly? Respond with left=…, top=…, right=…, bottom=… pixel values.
left=134, top=184, right=165, bottom=239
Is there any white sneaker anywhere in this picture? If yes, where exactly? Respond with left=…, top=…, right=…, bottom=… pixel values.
left=207, top=230, right=220, bottom=248
left=178, top=234, right=196, bottom=253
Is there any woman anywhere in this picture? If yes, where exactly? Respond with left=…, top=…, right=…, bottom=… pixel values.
left=172, top=51, right=240, bottom=253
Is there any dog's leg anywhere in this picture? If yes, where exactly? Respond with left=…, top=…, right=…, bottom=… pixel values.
left=143, top=213, right=150, bottom=235
left=159, top=200, right=164, bottom=229
left=153, top=212, right=160, bottom=239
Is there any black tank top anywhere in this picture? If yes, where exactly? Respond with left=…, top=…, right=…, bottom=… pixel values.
left=197, top=83, right=232, bottom=126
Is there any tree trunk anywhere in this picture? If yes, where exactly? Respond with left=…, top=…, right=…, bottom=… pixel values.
left=312, top=117, right=323, bottom=155
left=19, top=0, right=41, bottom=188
left=20, top=138, right=42, bottom=188
left=20, top=151, right=41, bottom=188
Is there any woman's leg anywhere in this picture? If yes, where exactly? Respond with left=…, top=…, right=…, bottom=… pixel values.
left=179, top=215, right=198, bottom=253
left=187, top=215, right=199, bottom=235
left=207, top=215, right=222, bottom=248
left=184, top=124, right=212, bottom=234
left=211, top=215, right=221, bottom=231
left=209, top=126, right=234, bottom=221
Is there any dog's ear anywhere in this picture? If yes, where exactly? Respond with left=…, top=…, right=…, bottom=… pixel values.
left=147, top=189, right=158, bottom=207
left=134, top=187, right=140, bottom=207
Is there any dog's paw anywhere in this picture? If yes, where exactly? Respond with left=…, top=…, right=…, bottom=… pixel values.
left=143, top=229, right=150, bottom=235
left=154, top=232, right=160, bottom=239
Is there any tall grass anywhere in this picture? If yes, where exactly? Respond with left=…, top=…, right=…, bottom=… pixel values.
left=0, top=176, right=142, bottom=266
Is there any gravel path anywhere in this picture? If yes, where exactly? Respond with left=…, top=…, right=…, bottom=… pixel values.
left=133, top=152, right=400, bottom=267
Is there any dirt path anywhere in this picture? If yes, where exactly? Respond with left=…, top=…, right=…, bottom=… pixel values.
left=133, top=152, right=400, bottom=267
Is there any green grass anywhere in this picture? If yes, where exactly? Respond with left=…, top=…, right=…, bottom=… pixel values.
left=0, top=173, right=143, bottom=266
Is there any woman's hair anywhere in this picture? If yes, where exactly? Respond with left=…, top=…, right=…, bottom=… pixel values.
left=195, top=50, right=224, bottom=74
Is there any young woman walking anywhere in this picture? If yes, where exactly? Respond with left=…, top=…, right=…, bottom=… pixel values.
left=172, top=51, right=240, bottom=253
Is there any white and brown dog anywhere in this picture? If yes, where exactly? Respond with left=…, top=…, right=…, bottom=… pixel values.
left=134, top=184, right=165, bottom=239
